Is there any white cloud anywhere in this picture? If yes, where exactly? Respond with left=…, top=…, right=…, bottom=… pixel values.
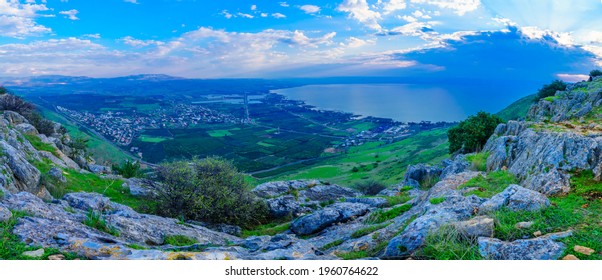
left=260, top=13, right=268, bottom=18
left=237, top=13, right=254, bottom=19
left=221, top=10, right=233, bottom=19
left=121, top=36, right=164, bottom=47
left=299, top=5, right=321, bottom=14
left=383, top=0, right=407, bottom=14
left=338, top=0, right=382, bottom=31
left=83, top=33, right=101, bottom=39
left=0, top=0, right=51, bottom=38
left=251, top=5, right=257, bottom=11
left=410, top=0, right=480, bottom=16
left=124, top=0, right=139, bottom=4
left=59, top=9, right=79, bottom=21
left=279, top=2, right=290, bottom=7
left=400, top=15, right=417, bottom=22
left=272, top=13, right=286, bottom=19
left=345, top=37, right=375, bottom=48
left=556, top=73, right=589, bottom=83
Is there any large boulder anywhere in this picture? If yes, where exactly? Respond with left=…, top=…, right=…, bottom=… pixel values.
left=290, top=203, right=369, bottom=236
left=478, top=231, right=572, bottom=260
left=402, top=163, right=442, bottom=188
left=479, top=184, right=550, bottom=213
left=299, top=184, right=359, bottom=202
left=440, top=155, right=470, bottom=179
left=3, top=111, right=29, bottom=126
left=265, top=195, right=311, bottom=218
left=15, top=123, right=38, bottom=136
left=0, top=205, right=12, bottom=222
left=0, top=140, right=41, bottom=194
left=253, top=180, right=319, bottom=198
left=453, top=216, right=494, bottom=239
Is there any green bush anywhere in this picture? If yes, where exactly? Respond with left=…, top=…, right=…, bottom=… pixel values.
left=429, top=197, right=446, bottom=205
left=536, top=80, right=567, bottom=100
left=113, top=160, right=141, bottom=178
left=163, top=235, right=197, bottom=246
left=447, top=111, right=502, bottom=154
left=418, top=225, right=481, bottom=260
left=354, top=180, right=386, bottom=195
left=154, top=157, right=269, bottom=229
left=590, top=69, right=602, bottom=81
left=0, top=86, right=7, bottom=95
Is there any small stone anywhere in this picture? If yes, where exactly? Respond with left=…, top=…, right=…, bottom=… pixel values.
left=574, top=245, right=595, bottom=256
left=562, top=254, right=579, bottom=260
left=533, top=231, right=542, bottom=237
left=22, top=248, right=45, bottom=258
left=0, top=206, right=12, bottom=222
left=48, top=254, right=65, bottom=260
left=515, top=221, right=534, bottom=229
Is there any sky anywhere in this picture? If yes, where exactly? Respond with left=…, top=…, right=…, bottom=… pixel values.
left=0, top=0, right=601, bottom=81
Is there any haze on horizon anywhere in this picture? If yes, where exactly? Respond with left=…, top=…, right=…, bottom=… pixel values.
left=0, top=0, right=601, bottom=83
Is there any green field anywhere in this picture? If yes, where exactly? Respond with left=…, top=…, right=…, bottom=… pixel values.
left=139, top=135, right=171, bottom=143
left=258, top=128, right=450, bottom=186
left=208, top=130, right=234, bottom=137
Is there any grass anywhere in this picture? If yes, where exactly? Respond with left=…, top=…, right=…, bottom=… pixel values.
left=207, top=130, right=234, bottom=137
left=263, top=128, right=450, bottom=186
left=459, top=171, right=518, bottom=198
left=127, top=244, right=148, bottom=250
left=350, top=222, right=391, bottom=238
left=365, top=204, right=412, bottom=224
left=544, top=96, right=559, bottom=102
left=383, top=193, right=412, bottom=206
left=488, top=170, right=602, bottom=259
left=23, top=134, right=59, bottom=157
left=429, top=197, right=446, bottom=205
left=83, top=211, right=120, bottom=236
left=163, top=235, right=198, bottom=246
left=320, top=239, right=344, bottom=251
left=496, top=94, right=536, bottom=121
left=241, top=222, right=291, bottom=238
left=417, top=225, right=482, bottom=260
left=139, top=135, right=170, bottom=143
left=466, top=152, right=489, bottom=172
left=1, top=211, right=82, bottom=260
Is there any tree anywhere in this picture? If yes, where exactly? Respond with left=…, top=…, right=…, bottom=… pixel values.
left=0, top=86, right=8, bottom=95
left=448, top=111, right=503, bottom=154
left=536, top=80, right=567, bottom=100
left=589, top=69, right=602, bottom=81
left=113, top=160, right=141, bottom=178
left=154, top=157, right=268, bottom=228
left=0, top=93, right=35, bottom=115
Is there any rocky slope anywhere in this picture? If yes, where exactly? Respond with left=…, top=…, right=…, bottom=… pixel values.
left=3, top=77, right=602, bottom=260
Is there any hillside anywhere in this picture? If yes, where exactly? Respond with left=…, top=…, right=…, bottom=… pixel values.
left=496, top=94, right=536, bottom=121
left=3, top=77, right=602, bottom=260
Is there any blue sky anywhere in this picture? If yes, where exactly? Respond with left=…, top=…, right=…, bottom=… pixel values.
left=0, top=0, right=601, bottom=81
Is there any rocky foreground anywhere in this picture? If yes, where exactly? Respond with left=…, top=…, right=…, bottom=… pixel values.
left=2, top=77, right=602, bottom=260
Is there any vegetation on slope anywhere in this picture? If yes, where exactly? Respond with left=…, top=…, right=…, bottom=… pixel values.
left=448, top=111, right=502, bottom=154
left=496, top=94, right=536, bottom=121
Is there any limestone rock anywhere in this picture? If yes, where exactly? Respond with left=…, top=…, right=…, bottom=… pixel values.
left=403, top=163, right=442, bottom=188
left=22, top=248, right=45, bottom=258
left=48, top=167, right=67, bottom=183
left=440, top=155, right=470, bottom=179
left=48, top=254, right=66, bottom=260
left=345, top=197, right=388, bottom=208
left=478, top=234, right=569, bottom=260
left=0, top=205, right=12, bottom=222
left=266, top=195, right=310, bottom=219
left=0, top=140, right=41, bottom=194
left=574, top=245, right=595, bottom=256
left=562, top=254, right=579, bottom=260
left=479, top=185, right=550, bottom=213
left=15, top=123, right=38, bottom=136
left=253, top=180, right=319, bottom=198
left=290, top=203, right=369, bottom=236
left=515, top=221, right=534, bottom=229
left=88, top=164, right=111, bottom=175
left=453, top=216, right=494, bottom=239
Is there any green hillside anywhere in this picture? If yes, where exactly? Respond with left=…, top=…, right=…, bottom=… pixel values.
left=496, top=94, right=536, bottom=121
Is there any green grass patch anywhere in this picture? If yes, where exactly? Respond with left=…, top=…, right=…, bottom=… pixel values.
left=429, top=197, right=446, bottom=205
left=365, top=204, right=412, bottom=224
left=257, top=141, right=275, bottom=148
left=544, top=96, right=559, bottom=102
left=496, top=94, right=536, bottom=121
left=350, top=222, right=391, bottom=238
left=320, top=239, right=344, bottom=251
left=23, top=134, right=59, bottom=156
left=83, top=211, right=120, bottom=236
left=127, top=244, right=148, bottom=250
left=417, top=225, right=482, bottom=260
left=241, top=222, right=291, bottom=238
left=208, top=130, right=233, bottom=137
left=383, top=194, right=411, bottom=206
left=466, top=152, right=489, bottom=172
left=459, top=171, right=518, bottom=198
left=1, top=211, right=82, bottom=260
left=163, top=235, right=198, bottom=246
left=139, top=135, right=170, bottom=143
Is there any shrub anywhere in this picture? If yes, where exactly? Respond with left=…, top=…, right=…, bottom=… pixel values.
left=466, top=152, right=489, bottom=172
left=365, top=204, right=412, bottom=224
left=0, top=86, right=7, bottom=95
left=418, top=225, right=481, bottom=260
left=447, top=111, right=502, bottom=154
left=153, top=157, right=269, bottom=229
left=354, top=180, right=386, bottom=195
left=83, top=211, right=120, bottom=236
left=590, top=69, right=602, bottom=81
left=163, top=235, right=197, bottom=246
left=536, top=80, right=567, bottom=100
left=0, top=93, right=34, bottom=115
left=429, top=197, right=446, bottom=205
left=113, top=160, right=141, bottom=178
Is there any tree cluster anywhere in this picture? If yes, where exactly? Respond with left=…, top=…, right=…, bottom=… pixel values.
left=447, top=111, right=502, bottom=154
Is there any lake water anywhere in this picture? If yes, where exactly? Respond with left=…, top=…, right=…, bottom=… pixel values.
left=272, top=83, right=537, bottom=122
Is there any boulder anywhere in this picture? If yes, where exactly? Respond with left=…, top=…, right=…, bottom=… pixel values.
left=440, top=155, right=470, bottom=179
left=478, top=231, right=572, bottom=260
left=22, top=248, right=45, bottom=258
left=0, top=140, right=41, bottom=194
left=63, top=192, right=111, bottom=212
left=15, top=123, right=38, bottom=136
left=48, top=167, right=67, bottom=183
left=253, top=180, right=319, bottom=198
left=266, top=195, right=311, bottom=218
left=123, top=178, right=157, bottom=197
left=524, top=169, right=570, bottom=195
left=479, top=185, right=550, bottom=213
left=0, top=205, right=12, bottom=222
left=88, top=164, right=111, bottom=175
left=345, top=197, right=389, bottom=208
left=453, top=216, right=494, bottom=239
left=3, top=111, right=29, bottom=125
left=403, top=164, right=442, bottom=188
left=299, top=184, right=359, bottom=201
left=290, top=203, right=369, bottom=236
